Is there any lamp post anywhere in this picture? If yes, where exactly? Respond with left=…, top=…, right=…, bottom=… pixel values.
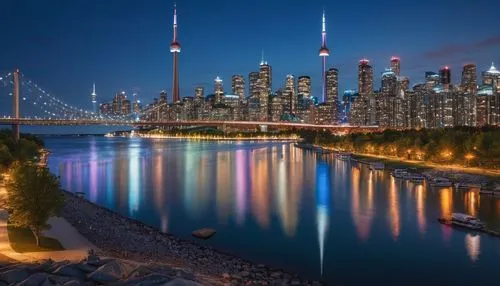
left=465, top=153, right=475, bottom=167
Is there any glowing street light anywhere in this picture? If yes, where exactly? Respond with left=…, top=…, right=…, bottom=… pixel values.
left=465, top=153, right=475, bottom=167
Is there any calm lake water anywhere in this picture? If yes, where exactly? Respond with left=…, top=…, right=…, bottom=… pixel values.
left=45, top=136, right=500, bottom=285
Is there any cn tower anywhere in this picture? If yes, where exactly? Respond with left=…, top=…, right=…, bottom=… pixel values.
left=170, top=3, right=181, bottom=103
left=318, top=9, right=329, bottom=103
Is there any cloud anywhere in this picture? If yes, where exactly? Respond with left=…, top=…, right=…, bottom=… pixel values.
left=424, top=35, right=500, bottom=59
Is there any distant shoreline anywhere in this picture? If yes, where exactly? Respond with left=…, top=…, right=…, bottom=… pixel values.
left=108, top=132, right=301, bottom=142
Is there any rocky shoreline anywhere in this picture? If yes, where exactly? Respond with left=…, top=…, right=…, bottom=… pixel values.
left=61, top=191, right=320, bottom=286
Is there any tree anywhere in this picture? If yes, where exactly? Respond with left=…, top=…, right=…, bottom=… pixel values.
left=6, top=163, right=64, bottom=246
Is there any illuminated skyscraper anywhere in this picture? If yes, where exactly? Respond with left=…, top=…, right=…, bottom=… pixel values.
left=482, top=62, right=500, bottom=91
left=319, top=10, right=330, bottom=103
left=390, top=56, right=401, bottom=76
left=325, top=68, right=338, bottom=105
left=358, top=59, right=373, bottom=96
left=284, top=74, right=296, bottom=114
left=90, top=83, right=97, bottom=114
left=214, top=76, right=224, bottom=103
left=298, top=76, right=311, bottom=97
left=258, top=55, right=272, bottom=121
left=461, top=64, right=477, bottom=94
left=232, top=75, right=245, bottom=100
left=425, top=71, right=440, bottom=89
left=170, top=3, right=181, bottom=103
left=249, top=72, right=260, bottom=99
left=439, top=66, right=451, bottom=85
left=195, top=86, right=204, bottom=99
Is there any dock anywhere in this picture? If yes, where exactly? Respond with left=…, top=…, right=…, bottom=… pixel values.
left=437, top=218, right=500, bottom=237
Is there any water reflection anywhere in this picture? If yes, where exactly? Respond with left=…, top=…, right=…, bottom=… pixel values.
left=89, top=139, right=98, bottom=202
left=465, top=234, right=480, bottom=262
left=251, top=148, right=270, bottom=228
left=351, top=167, right=374, bottom=241
left=464, top=191, right=479, bottom=217
left=316, top=163, right=329, bottom=275
left=388, top=176, right=400, bottom=240
left=415, top=185, right=426, bottom=236
left=48, top=138, right=500, bottom=285
left=128, top=145, right=140, bottom=213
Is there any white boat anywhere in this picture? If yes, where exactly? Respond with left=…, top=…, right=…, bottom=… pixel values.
left=104, top=133, right=114, bottom=137
left=370, top=162, right=385, bottom=170
left=336, top=153, right=352, bottom=161
left=391, top=168, right=408, bottom=178
left=430, top=177, right=452, bottom=187
left=450, top=213, right=485, bottom=230
left=408, top=173, right=425, bottom=183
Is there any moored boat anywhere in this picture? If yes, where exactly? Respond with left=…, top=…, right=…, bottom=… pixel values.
left=391, top=168, right=408, bottom=179
left=336, top=153, right=352, bottom=161
left=408, top=173, right=425, bottom=183
left=430, top=177, right=452, bottom=187
left=438, top=213, right=486, bottom=230
left=370, top=162, right=385, bottom=170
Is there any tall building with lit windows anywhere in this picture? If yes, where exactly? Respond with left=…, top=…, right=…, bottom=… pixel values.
left=214, top=76, right=224, bottom=103
left=439, top=66, right=451, bottom=86
left=461, top=64, right=477, bottom=94
left=390, top=56, right=401, bottom=76
left=298, top=76, right=311, bottom=97
left=195, top=87, right=204, bottom=99
left=258, top=57, right=272, bottom=121
left=482, top=63, right=500, bottom=90
left=283, top=74, right=296, bottom=115
left=231, top=75, right=245, bottom=100
left=249, top=72, right=260, bottom=99
left=358, top=59, right=373, bottom=96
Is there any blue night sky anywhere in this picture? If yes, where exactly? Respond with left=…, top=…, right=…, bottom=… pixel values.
left=1, top=0, right=500, bottom=127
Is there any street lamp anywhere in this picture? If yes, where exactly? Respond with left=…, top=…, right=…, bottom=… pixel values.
left=465, top=153, right=475, bottom=167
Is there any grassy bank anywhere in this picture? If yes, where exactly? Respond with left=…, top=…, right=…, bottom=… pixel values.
left=7, top=223, right=64, bottom=253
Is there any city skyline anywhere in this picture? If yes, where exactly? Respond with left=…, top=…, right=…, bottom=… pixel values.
left=1, top=0, right=500, bottom=109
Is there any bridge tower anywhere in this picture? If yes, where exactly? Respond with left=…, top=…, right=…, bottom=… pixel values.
left=12, top=70, right=20, bottom=141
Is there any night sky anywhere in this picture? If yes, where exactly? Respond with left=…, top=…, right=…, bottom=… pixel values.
left=1, top=0, right=500, bottom=119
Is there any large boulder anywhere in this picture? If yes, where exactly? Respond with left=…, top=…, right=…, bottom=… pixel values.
left=163, top=278, right=202, bottom=286
left=0, top=268, right=30, bottom=284
left=116, top=274, right=172, bottom=286
left=74, top=263, right=97, bottom=274
left=52, top=264, right=87, bottom=280
left=16, top=273, right=49, bottom=286
left=87, top=260, right=138, bottom=284
left=191, top=228, right=216, bottom=240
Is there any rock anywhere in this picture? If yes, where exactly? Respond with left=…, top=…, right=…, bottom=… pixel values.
left=46, top=275, right=75, bottom=285
left=16, top=273, right=49, bottom=286
left=162, top=278, right=202, bottom=286
left=290, top=278, right=301, bottom=285
left=63, top=280, right=85, bottom=286
left=46, top=261, right=71, bottom=273
left=271, top=272, right=281, bottom=279
left=0, top=268, right=30, bottom=284
left=125, top=266, right=154, bottom=279
left=52, top=264, right=87, bottom=280
left=87, top=260, right=138, bottom=284
left=191, top=228, right=216, bottom=240
left=85, top=255, right=100, bottom=267
left=117, top=274, right=172, bottom=286
left=74, top=263, right=97, bottom=274
left=221, top=273, right=230, bottom=279
left=240, top=271, right=250, bottom=278
left=33, top=260, right=54, bottom=273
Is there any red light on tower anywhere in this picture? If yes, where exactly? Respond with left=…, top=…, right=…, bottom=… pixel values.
left=360, top=59, right=370, bottom=65
left=391, top=56, right=400, bottom=61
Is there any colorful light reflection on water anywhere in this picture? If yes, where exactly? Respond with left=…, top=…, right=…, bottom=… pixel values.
left=46, top=137, right=500, bottom=285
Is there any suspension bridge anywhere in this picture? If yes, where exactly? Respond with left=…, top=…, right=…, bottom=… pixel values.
left=0, top=70, right=381, bottom=139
